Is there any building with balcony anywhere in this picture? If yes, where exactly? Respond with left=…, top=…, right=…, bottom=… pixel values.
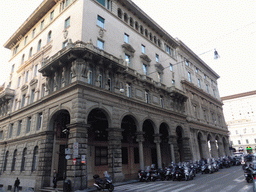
left=0, top=0, right=229, bottom=190
left=222, top=91, right=256, bottom=154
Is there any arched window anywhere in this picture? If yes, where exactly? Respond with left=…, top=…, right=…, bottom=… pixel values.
left=135, top=21, right=139, bottom=31
left=11, top=149, right=17, bottom=172
left=145, top=29, right=148, bottom=38
left=154, top=36, right=157, bottom=44
left=47, top=31, right=52, bottom=43
left=118, top=8, right=122, bottom=19
left=129, top=17, right=134, bottom=27
left=3, top=151, right=9, bottom=172
left=21, top=148, right=27, bottom=171
left=32, top=146, right=38, bottom=172
left=124, top=13, right=128, bottom=23
left=140, top=25, right=144, bottom=35
left=158, top=39, right=161, bottom=47
left=21, top=54, right=25, bottom=64
left=29, top=47, right=33, bottom=58
left=149, top=33, right=153, bottom=41
left=37, top=39, right=42, bottom=51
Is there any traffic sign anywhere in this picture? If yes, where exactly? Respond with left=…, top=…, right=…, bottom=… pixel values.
left=73, top=142, right=79, bottom=158
left=73, top=158, right=76, bottom=165
left=65, top=155, right=70, bottom=160
left=81, top=155, right=86, bottom=164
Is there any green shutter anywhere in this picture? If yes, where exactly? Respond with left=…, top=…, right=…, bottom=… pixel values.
left=97, top=0, right=105, bottom=6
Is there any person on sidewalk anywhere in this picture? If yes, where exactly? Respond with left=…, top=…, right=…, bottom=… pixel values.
left=14, top=177, right=20, bottom=192
left=53, top=169, right=58, bottom=189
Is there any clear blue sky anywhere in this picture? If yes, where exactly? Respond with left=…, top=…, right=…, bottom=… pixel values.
left=1, top=0, right=255, bottom=97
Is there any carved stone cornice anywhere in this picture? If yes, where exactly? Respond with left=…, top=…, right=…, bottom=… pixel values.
left=121, top=43, right=135, bottom=54
left=0, top=88, right=15, bottom=105
left=29, top=78, right=38, bottom=86
left=21, top=84, right=28, bottom=91
left=140, top=54, right=151, bottom=65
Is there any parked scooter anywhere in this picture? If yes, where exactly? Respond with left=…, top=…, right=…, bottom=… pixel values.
left=138, top=166, right=151, bottom=182
left=172, top=163, right=185, bottom=181
left=93, top=171, right=114, bottom=192
left=244, top=162, right=256, bottom=183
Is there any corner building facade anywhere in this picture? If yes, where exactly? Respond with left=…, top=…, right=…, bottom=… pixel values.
left=0, top=0, right=229, bottom=190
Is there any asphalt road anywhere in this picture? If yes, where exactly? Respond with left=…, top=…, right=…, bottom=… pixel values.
left=113, top=165, right=253, bottom=192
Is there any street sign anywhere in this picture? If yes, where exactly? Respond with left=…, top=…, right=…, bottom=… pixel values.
left=73, top=142, right=79, bottom=158
left=65, top=155, right=70, bottom=160
left=65, top=148, right=71, bottom=155
left=81, top=155, right=86, bottom=164
left=73, top=158, right=76, bottom=165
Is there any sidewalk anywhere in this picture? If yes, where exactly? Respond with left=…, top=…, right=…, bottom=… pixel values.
left=75, top=180, right=138, bottom=192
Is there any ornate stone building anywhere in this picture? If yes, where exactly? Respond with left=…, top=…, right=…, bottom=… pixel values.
left=0, top=0, right=229, bottom=190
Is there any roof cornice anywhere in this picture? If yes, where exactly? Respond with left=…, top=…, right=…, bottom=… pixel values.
left=4, top=0, right=56, bottom=49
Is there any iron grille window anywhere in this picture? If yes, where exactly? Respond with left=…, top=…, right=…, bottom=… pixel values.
left=95, top=147, right=108, bottom=166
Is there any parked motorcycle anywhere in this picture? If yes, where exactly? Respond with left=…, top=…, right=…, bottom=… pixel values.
left=172, top=163, right=185, bottom=181
left=244, top=162, right=256, bottom=183
left=138, top=166, right=151, bottom=182
left=93, top=171, right=114, bottom=192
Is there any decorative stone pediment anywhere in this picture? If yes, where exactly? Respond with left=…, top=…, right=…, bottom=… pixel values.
left=21, top=84, right=28, bottom=91
left=122, top=43, right=135, bottom=55
left=140, top=54, right=151, bottom=65
left=29, top=78, right=38, bottom=86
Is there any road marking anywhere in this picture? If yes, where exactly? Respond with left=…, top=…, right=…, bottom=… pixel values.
left=238, top=185, right=252, bottom=192
left=207, top=173, right=231, bottom=183
left=158, top=183, right=187, bottom=192
left=170, top=184, right=195, bottom=192
left=219, top=185, right=236, bottom=192
left=233, top=175, right=245, bottom=183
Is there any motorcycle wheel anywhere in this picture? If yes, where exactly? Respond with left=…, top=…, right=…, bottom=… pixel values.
left=108, top=184, right=114, bottom=192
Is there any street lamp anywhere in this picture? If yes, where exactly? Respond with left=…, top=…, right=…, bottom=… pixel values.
left=62, top=128, right=69, bottom=184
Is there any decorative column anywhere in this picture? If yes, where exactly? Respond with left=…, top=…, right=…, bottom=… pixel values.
left=136, top=132, right=144, bottom=170
left=210, top=140, right=218, bottom=158
left=108, top=127, right=123, bottom=182
left=66, top=122, right=89, bottom=191
left=168, top=135, right=176, bottom=163
left=154, top=134, right=162, bottom=169
left=182, top=137, right=192, bottom=161
left=199, top=139, right=209, bottom=159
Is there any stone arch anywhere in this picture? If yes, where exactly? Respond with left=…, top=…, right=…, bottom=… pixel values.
left=222, top=136, right=229, bottom=156
left=197, top=131, right=204, bottom=159
left=48, top=107, right=72, bottom=131
left=159, top=122, right=172, bottom=166
left=86, top=105, right=112, bottom=127
left=215, top=135, right=221, bottom=157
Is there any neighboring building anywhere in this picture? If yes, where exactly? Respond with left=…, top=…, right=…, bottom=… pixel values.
left=0, top=0, right=228, bottom=190
left=222, top=91, right=256, bottom=154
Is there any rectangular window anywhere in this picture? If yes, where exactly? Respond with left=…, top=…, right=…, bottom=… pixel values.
left=24, top=36, right=28, bottom=46
left=97, top=15, right=105, bottom=29
left=42, top=84, right=46, bottom=97
left=204, top=74, right=207, bottom=79
left=97, top=39, right=104, bottom=50
left=145, top=91, right=149, bottom=103
left=9, top=124, right=13, bottom=138
left=143, top=64, right=147, bottom=75
left=236, top=130, right=238, bottom=134
left=98, top=74, right=103, bottom=88
left=141, top=44, right=145, bottom=54
left=17, top=121, right=22, bottom=136
left=195, top=68, right=198, bottom=73
left=30, top=89, right=35, bottom=104
left=254, top=139, right=256, bottom=143
left=122, top=147, right=128, bottom=164
left=37, top=113, right=43, bottom=130
left=25, top=71, right=29, bottom=83
left=125, top=54, right=130, bottom=67
left=156, top=54, right=159, bottom=62
left=124, top=33, right=129, bottom=44
left=0, top=131, right=3, bottom=140
left=160, top=96, right=164, bottom=108
left=134, top=147, right=139, bottom=164
left=13, top=45, right=19, bottom=55
left=88, top=70, right=93, bottom=84
left=11, top=64, right=15, bottom=73
left=32, top=28, right=36, bottom=38
left=50, top=10, right=54, bottom=21
left=107, top=0, right=112, bottom=10
left=34, top=65, right=38, bottom=77
left=21, top=94, right=26, bottom=107
left=170, top=63, right=173, bottom=71
left=157, top=72, right=162, bottom=83
left=172, top=80, right=175, bottom=85
left=97, top=0, right=105, bottom=6
left=27, top=117, right=31, bottom=133
left=95, top=147, right=108, bottom=166
left=65, top=17, right=70, bottom=29
left=41, top=20, right=44, bottom=30
left=188, top=72, right=192, bottom=82
left=126, top=83, right=131, bottom=97
left=246, top=139, right=249, bottom=144
left=198, top=79, right=201, bottom=88
left=206, top=84, right=209, bottom=93
left=238, top=140, right=241, bottom=144
left=213, top=89, right=216, bottom=97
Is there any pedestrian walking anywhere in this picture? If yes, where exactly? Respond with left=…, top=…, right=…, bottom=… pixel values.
left=53, top=169, right=58, bottom=189
left=13, top=177, right=20, bottom=192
